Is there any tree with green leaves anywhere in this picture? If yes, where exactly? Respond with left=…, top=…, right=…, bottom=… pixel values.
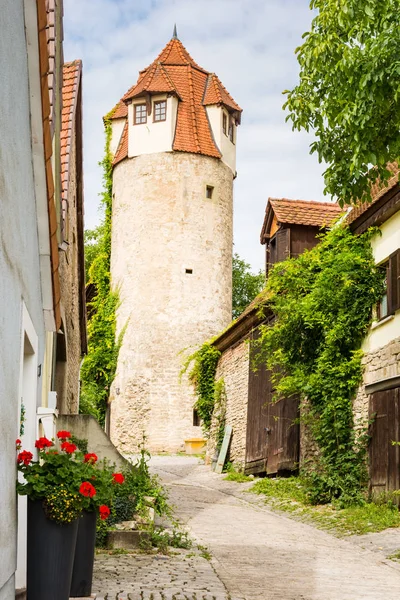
left=232, top=253, right=265, bottom=319
left=285, top=0, right=400, bottom=206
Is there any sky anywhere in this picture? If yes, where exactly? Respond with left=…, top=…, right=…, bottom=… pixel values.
left=63, top=0, right=326, bottom=272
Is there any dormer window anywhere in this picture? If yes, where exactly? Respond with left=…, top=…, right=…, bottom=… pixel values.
left=134, top=104, right=147, bottom=125
left=154, top=100, right=167, bottom=122
left=222, top=112, right=227, bottom=135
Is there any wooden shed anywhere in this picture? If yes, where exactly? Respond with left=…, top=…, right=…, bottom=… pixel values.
left=209, top=198, right=342, bottom=475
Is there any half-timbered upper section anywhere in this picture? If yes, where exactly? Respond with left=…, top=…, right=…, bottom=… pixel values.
left=260, top=198, right=343, bottom=277
left=108, top=31, right=242, bottom=174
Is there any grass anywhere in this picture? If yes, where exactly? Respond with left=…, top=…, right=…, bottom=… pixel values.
left=224, top=463, right=253, bottom=483
left=250, top=476, right=400, bottom=536
left=197, top=544, right=212, bottom=561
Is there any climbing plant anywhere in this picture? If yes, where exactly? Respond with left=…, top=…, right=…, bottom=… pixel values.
left=181, top=343, right=221, bottom=433
left=255, top=224, right=385, bottom=505
left=80, top=115, right=122, bottom=425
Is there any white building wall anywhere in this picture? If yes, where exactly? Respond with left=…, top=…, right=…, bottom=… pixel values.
left=110, top=152, right=234, bottom=453
left=362, top=210, right=400, bottom=354
left=206, top=105, right=237, bottom=173
left=0, top=1, right=48, bottom=596
left=110, top=118, right=126, bottom=156
left=128, top=94, right=178, bottom=157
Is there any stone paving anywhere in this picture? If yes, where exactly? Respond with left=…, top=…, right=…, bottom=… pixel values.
left=93, top=455, right=400, bottom=600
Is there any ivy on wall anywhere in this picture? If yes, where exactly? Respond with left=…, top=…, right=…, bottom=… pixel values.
left=255, top=224, right=385, bottom=505
left=182, top=343, right=221, bottom=433
left=80, top=116, right=122, bottom=426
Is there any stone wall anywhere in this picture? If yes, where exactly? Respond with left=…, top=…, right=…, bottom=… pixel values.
left=109, top=152, right=234, bottom=453
left=56, top=129, right=82, bottom=415
left=353, top=335, right=400, bottom=425
left=207, top=340, right=250, bottom=470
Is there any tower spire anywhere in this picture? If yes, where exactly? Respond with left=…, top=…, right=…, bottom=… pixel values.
left=172, top=24, right=178, bottom=39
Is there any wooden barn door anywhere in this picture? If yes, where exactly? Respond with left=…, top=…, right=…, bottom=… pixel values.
left=369, top=387, right=400, bottom=498
left=245, top=329, right=300, bottom=475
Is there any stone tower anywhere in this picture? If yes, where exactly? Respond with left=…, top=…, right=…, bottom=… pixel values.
left=108, top=31, right=242, bottom=453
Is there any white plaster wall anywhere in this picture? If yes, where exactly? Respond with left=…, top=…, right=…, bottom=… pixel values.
left=0, top=1, right=47, bottom=595
left=206, top=106, right=237, bottom=174
left=110, top=118, right=126, bottom=156
left=128, top=95, right=178, bottom=157
left=110, top=152, right=233, bottom=453
left=362, top=211, right=400, bottom=354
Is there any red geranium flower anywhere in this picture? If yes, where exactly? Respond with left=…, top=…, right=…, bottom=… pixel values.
left=56, top=430, right=71, bottom=440
left=84, top=453, right=98, bottom=464
left=99, top=505, right=111, bottom=520
left=79, top=481, right=96, bottom=498
left=112, top=473, right=125, bottom=485
left=61, top=441, right=77, bottom=454
left=17, top=450, right=33, bottom=465
left=16, top=439, right=22, bottom=448
left=35, top=437, right=53, bottom=450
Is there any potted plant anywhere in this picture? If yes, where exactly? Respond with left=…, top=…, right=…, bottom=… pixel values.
left=16, top=433, right=86, bottom=600
left=69, top=449, right=124, bottom=598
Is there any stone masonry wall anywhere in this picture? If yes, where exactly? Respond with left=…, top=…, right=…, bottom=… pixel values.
left=56, top=129, right=82, bottom=415
left=353, top=335, right=400, bottom=426
left=109, top=152, right=234, bottom=453
left=207, top=340, right=250, bottom=470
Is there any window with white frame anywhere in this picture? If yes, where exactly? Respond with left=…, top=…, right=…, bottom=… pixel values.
left=154, top=100, right=167, bottom=122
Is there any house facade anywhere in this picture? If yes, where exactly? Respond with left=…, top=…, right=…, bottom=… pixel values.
left=349, top=168, right=400, bottom=497
left=0, top=2, right=86, bottom=597
left=207, top=198, right=342, bottom=474
left=107, top=31, right=242, bottom=453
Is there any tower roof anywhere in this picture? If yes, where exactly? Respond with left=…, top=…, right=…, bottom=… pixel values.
left=109, top=35, right=242, bottom=165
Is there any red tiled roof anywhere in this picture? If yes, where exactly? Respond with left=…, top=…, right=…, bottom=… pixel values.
left=260, top=198, right=343, bottom=243
left=61, top=60, right=82, bottom=221
left=108, top=36, right=242, bottom=163
left=347, top=162, right=399, bottom=225
left=269, top=198, right=342, bottom=227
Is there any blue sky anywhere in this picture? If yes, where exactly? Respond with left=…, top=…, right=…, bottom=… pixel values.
left=64, top=0, right=325, bottom=271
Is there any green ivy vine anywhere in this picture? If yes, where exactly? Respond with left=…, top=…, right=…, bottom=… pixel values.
left=255, top=224, right=385, bottom=505
left=80, top=114, right=122, bottom=426
left=182, top=343, right=221, bottom=433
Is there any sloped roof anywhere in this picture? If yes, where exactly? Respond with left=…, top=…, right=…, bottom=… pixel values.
left=61, top=61, right=82, bottom=204
left=260, top=198, right=343, bottom=243
left=347, top=163, right=399, bottom=225
left=109, top=36, right=242, bottom=164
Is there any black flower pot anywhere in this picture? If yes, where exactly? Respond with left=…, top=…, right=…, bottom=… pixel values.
left=27, top=498, right=79, bottom=600
left=70, top=510, right=97, bottom=597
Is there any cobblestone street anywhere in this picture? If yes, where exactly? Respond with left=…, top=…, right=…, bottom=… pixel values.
left=93, top=456, right=400, bottom=599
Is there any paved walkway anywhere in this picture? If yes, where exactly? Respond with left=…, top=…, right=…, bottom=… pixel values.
left=93, top=455, right=400, bottom=600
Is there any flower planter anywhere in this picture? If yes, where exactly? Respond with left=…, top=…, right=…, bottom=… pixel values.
left=27, top=499, right=79, bottom=600
left=70, top=510, right=97, bottom=597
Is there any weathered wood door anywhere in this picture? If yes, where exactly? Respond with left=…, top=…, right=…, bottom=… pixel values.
left=245, top=330, right=300, bottom=475
left=369, top=387, right=400, bottom=497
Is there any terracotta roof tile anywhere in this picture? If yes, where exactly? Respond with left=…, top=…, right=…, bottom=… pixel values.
left=268, top=198, right=343, bottom=227
left=61, top=60, right=82, bottom=206
left=107, top=36, right=241, bottom=163
left=347, top=162, right=399, bottom=225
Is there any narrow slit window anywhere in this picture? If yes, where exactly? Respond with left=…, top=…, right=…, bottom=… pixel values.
left=206, top=185, right=214, bottom=199
left=377, top=262, right=389, bottom=320
left=154, top=100, right=167, bottom=122
left=193, top=409, right=200, bottom=427
left=134, top=104, right=147, bottom=125
left=185, top=268, right=193, bottom=274
left=228, top=120, right=235, bottom=143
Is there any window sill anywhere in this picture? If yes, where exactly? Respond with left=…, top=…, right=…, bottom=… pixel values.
left=371, top=314, right=395, bottom=330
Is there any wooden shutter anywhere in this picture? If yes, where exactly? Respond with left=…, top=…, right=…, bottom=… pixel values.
left=388, top=249, right=400, bottom=314
left=276, top=228, right=290, bottom=263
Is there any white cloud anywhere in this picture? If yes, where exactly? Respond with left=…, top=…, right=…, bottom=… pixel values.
left=64, top=0, right=326, bottom=271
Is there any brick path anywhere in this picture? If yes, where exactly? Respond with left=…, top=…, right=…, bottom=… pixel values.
left=93, top=456, right=400, bottom=600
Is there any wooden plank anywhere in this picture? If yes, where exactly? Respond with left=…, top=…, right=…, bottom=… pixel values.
left=215, top=425, right=232, bottom=474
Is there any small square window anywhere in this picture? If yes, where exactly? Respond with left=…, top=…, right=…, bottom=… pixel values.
left=154, top=100, right=167, bottom=122
left=222, top=113, right=227, bottom=135
left=185, top=268, right=193, bottom=274
left=193, top=409, right=200, bottom=427
left=134, top=104, right=147, bottom=125
left=206, top=185, right=214, bottom=199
